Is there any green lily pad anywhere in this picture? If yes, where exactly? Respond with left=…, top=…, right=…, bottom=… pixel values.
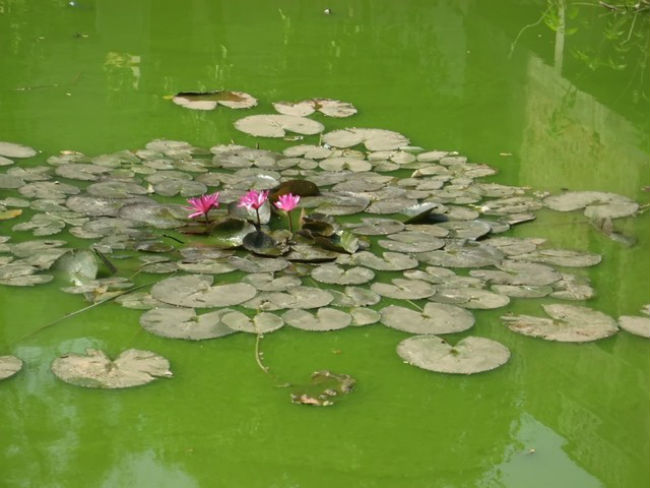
left=229, top=255, right=289, bottom=273
left=502, top=303, right=619, bottom=342
left=140, top=307, right=237, bottom=340
left=490, top=284, right=552, bottom=298
left=8, top=239, right=67, bottom=258
left=242, top=230, right=289, bottom=257
left=235, top=114, right=324, bottom=138
left=397, top=335, right=510, bottom=375
left=172, top=90, right=257, bottom=110
left=151, top=274, right=257, bottom=308
left=176, top=259, right=236, bottom=274
left=380, top=303, right=475, bottom=334
left=0, top=355, right=23, bottom=380
left=418, top=242, right=504, bottom=268
left=283, top=308, right=351, bottom=331
left=330, top=286, right=381, bottom=307
left=19, top=181, right=80, bottom=199
left=51, top=348, right=173, bottom=388
left=115, top=291, right=166, bottom=309
left=86, top=180, right=150, bottom=198
left=544, top=191, right=639, bottom=219
left=0, top=174, right=25, bottom=189
left=549, top=273, right=595, bottom=300
left=221, top=311, right=284, bottom=334
left=470, top=261, right=561, bottom=287
left=285, top=244, right=339, bottom=263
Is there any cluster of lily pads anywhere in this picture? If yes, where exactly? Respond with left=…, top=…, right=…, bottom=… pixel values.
left=0, top=91, right=648, bottom=400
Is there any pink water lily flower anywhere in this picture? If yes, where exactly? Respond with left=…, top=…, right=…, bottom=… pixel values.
left=274, top=193, right=301, bottom=212
left=238, top=190, right=269, bottom=210
left=187, top=192, right=220, bottom=222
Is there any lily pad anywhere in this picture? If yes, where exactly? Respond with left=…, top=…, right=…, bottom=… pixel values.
left=311, top=263, right=375, bottom=285
left=380, top=303, right=475, bottom=334
left=115, top=291, right=166, bottom=309
left=151, top=274, right=257, bottom=308
left=242, top=273, right=301, bottom=291
left=243, top=286, right=333, bottom=311
left=221, top=311, right=285, bottom=334
left=140, top=307, right=237, bottom=340
left=340, top=251, right=419, bottom=271
left=490, top=284, right=552, bottom=298
left=0, top=174, right=25, bottom=189
left=397, top=335, right=510, bottom=375
left=429, top=287, right=510, bottom=309
left=172, top=90, right=257, bottom=110
left=549, top=273, right=595, bottom=300
left=512, top=249, right=601, bottom=267
left=618, top=315, right=650, bottom=338
left=322, top=128, right=410, bottom=151
left=346, top=218, right=405, bottom=236
left=51, top=348, right=173, bottom=388
left=544, top=191, right=638, bottom=219
left=0, top=355, right=23, bottom=380
left=418, top=242, right=504, bottom=268
left=0, top=141, right=37, bottom=158
left=330, top=286, right=381, bottom=307
left=501, top=303, right=619, bottom=342
left=235, top=114, right=324, bottom=138
left=274, top=98, right=357, bottom=118
left=283, top=308, right=351, bottom=331
left=350, top=307, right=381, bottom=326
left=371, top=279, right=436, bottom=300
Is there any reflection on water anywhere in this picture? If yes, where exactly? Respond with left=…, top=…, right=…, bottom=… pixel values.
left=101, top=450, right=198, bottom=488
left=482, top=413, right=603, bottom=488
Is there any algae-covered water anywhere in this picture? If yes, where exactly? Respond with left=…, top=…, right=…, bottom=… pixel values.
left=1, top=1, right=648, bottom=487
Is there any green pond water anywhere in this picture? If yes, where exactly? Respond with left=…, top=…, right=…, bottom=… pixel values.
left=1, top=0, right=649, bottom=487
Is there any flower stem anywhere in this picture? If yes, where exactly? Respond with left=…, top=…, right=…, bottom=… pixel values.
left=287, top=211, right=294, bottom=233
left=255, top=208, right=261, bottom=228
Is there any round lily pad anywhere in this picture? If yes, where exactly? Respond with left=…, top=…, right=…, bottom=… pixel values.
left=549, top=273, right=595, bottom=300
left=311, top=264, right=375, bottom=285
left=273, top=98, right=357, bottom=118
left=342, top=251, right=419, bottom=271
left=51, top=348, right=173, bottom=388
left=283, top=308, right=351, bottom=331
left=150, top=274, right=257, bottom=308
left=234, top=114, right=324, bottom=138
left=502, top=303, right=619, bottom=342
left=330, top=286, right=381, bottom=307
left=371, top=279, right=436, bottom=300
left=243, top=286, right=334, bottom=311
left=350, top=307, right=381, bottom=326
left=0, top=355, right=23, bottom=380
left=140, top=307, right=237, bottom=340
left=544, top=191, right=638, bottom=219
left=418, top=242, right=504, bottom=268
left=513, top=249, right=601, bottom=267
left=397, top=335, right=510, bottom=375
left=617, top=315, right=650, bottom=338
left=221, top=311, right=284, bottom=334
left=172, top=90, right=257, bottom=110
left=322, top=128, right=410, bottom=151
left=346, top=218, right=405, bottom=236
left=381, top=303, right=475, bottom=334
left=242, top=273, right=301, bottom=291
left=429, top=287, right=510, bottom=309
left=0, top=141, right=37, bottom=158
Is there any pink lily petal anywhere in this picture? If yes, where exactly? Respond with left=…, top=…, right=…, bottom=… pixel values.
left=274, top=193, right=301, bottom=212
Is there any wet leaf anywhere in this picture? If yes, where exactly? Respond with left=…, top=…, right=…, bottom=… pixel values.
left=235, top=114, right=324, bottom=138
left=380, top=303, right=475, bottom=334
left=140, top=307, right=237, bottom=340
left=56, top=250, right=98, bottom=285
left=418, top=242, right=504, bottom=268
left=283, top=308, right=351, bottom=331
left=52, top=349, right=172, bottom=388
left=0, top=355, right=23, bottom=380
left=271, top=179, right=320, bottom=199
left=172, top=90, right=257, bottom=110
left=340, top=251, right=418, bottom=271
left=242, top=230, right=289, bottom=257
left=0, top=209, right=22, bottom=220
left=346, top=218, right=405, bottom=236
left=242, top=272, right=301, bottom=291
left=397, top=335, right=510, bottom=375
left=290, top=370, right=356, bottom=406
left=502, top=304, right=619, bottom=342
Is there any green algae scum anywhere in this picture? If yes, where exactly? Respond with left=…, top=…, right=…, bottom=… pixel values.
left=1, top=1, right=648, bottom=487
